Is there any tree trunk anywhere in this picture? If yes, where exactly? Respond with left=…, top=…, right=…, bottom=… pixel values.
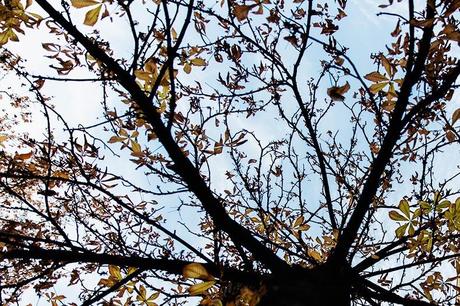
left=259, top=274, right=351, bottom=306
left=226, top=265, right=352, bottom=306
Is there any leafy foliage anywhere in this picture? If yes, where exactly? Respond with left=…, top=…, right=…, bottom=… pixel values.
left=0, top=0, right=459, bottom=305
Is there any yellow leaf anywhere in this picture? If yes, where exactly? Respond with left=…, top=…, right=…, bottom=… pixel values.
left=70, top=0, right=99, bottom=8
left=108, top=265, right=122, bottom=281
left=8, top=29, right=18, bottom=42
left=399, top=199, right=410, bottom=218
left=452, top=108, right=460, bottom=125
left=380, top=55, right=393, bottom=78
left=387, top=82, right=397, bottom=98
left=188, top=281, right=215, bottom=295
left=183, top=263, right=213, bottom=280
left=83, top=4, right=102, bottom=26
left=307, top=249, right=322, bottom=261
left=183, top=62, right=191, bottom=74
left=293, top=215, right=304, bottom=228
left=408, top=224, right=415, bottom=236
left=137, top=284, right=147, bottom=300
left=127, top=267, right=137, bottom=275
left=0, top=30, right=11, bottom=45
left=382, top=99, right=395, bottom=112
left=131, top=141, right=141, bottom=153
left=134, top=70, right=152, bottom=81
left=234, top=5, right=251, bottom=21
left=364, top=71, right=388, bottom=83
left=369, top=82, right=388, bottom=94
left=171, top=28, right=177, bottom=40
left=157, top=101, right=167, bottom=114
left=190, top=58, right=206, bottom=66
left=0, top=134, right=8, bottom=143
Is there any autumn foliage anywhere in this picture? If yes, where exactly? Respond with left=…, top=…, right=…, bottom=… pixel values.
left=0, top=0, right=460, bottom=305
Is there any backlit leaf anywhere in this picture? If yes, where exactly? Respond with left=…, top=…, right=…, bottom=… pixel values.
left=183, top=263, right=213, bottom=280
left=399, top=199, right=410, bottom=218
left=183, top=63, right=191, bottom=74
left=446, top=130, right=456, bottom=142
left=190, top=58, right=206, bottom=66
left=131, top=141, right=141, bottom=153
left=369, top=82, right=388, bottom=94
left=364, top=71, right=388, bottom=82
left=188, top=281, right=215, bottom=295
left=395, top=223, right=408, bottom=238
left=83, top=4, right=102, bottom=26
left=293, top=215, right=304, bottom=228
left=70, top=0, right=99, bottom=8
left=308, top=249, right=322, bottom=261
left=380, top=55, right=393, bottom=77
left=108, top=265, right=122, bottom=281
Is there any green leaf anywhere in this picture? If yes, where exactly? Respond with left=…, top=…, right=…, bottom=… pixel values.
left=419, top=200, right=431, bottom=211
left=83, top=4, right=102, bottom=26
left=408, top=223, right=415, bottom=236
left=395, top=223, right=408, bottom=238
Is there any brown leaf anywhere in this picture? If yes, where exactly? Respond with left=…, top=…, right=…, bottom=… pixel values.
left=380, top=55, right=393, bottom=78
left=452, top=108, right=460, bottom=125
left=234, top=5, right=251, bottom=21
left=364, top=71, right=388, bottom=83
left=446, top=130, right=457, bottom=142
left=15, top=151, right=33, bottom=160
left=327, top=82, right=350, bottom=101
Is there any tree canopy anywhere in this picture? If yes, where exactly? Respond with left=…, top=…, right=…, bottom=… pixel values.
left=0, top=0, right=460, bottom=305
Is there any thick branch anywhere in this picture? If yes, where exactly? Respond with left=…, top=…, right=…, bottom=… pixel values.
left=34, top=0, right=288, bottom=273
left=1, top=246, right=257, bottom=283
left=330, top=2, right=436, bottom=263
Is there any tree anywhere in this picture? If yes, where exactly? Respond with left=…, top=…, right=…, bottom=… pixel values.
left=0, top=0, right=459, bottom=305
